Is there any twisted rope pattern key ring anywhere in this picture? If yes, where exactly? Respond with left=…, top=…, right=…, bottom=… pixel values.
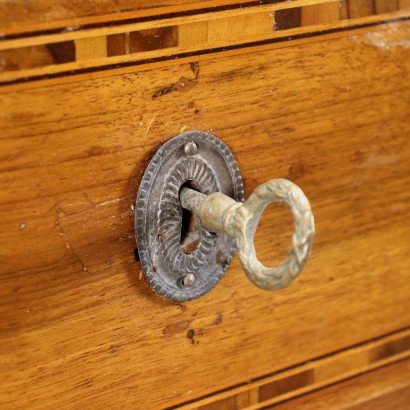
left=180, top=179, right=315, bottom=290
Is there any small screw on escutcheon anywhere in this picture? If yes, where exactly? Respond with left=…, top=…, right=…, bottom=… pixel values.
left=184, top=141, right=198, bottom=156
left=179, top=273, right=196, bottom=289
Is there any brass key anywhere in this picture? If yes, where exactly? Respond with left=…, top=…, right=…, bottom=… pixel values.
left=180, top=179, right=315, bottom=291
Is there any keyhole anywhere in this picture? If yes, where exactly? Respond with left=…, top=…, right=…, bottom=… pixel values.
left=180, top=180, right=201, bottom=254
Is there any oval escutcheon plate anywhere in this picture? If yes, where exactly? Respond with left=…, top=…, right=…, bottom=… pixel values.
left=135, top=131, right=244, bottom=301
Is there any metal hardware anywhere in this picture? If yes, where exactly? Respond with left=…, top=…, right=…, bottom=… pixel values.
left=135, top=131, right=244, bottom=301
left=180, top=179, right=315, bottom=290
left=184, top=141, right=198, bottom=156
left=179, top=273, right=196, bottom=289
left=135, top=131, right=315, bottom=300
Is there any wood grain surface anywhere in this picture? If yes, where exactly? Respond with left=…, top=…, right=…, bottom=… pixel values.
left=271, top=359, right=410, bottom=410
left=180, top=329, right=410, bottom=409
left=1, top=0, right=410, bottom=36
left=0, top=0, right=255, bottom=34
left=1, top=0, right=410, bottom=83
left=0, top=17, right=410, bottom=410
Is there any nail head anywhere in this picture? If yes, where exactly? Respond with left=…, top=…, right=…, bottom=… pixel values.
left=184, top=142, right=198, bottom=156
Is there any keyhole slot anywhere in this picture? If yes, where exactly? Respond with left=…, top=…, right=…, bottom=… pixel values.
left=180, top=180, right=201, bottom=254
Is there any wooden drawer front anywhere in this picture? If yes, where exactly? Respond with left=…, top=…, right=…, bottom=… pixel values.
left=1, top=18, right=410, bottom=410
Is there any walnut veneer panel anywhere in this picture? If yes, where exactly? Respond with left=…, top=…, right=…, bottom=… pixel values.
left=0, top=20, right=410, bottom=409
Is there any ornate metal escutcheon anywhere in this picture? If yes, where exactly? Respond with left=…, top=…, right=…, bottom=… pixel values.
left=135, top=131, right=315, bottom=301
left=135, top=131, right=244, bottom=301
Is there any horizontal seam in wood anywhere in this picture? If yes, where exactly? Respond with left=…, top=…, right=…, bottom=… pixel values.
left=255, top=356, right=410, bottom=410
left=166, top=327, right=410, bottom=408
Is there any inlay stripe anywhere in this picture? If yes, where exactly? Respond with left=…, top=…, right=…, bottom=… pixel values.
left=0, top=0, right=409, bottom=84
left=170, top=329, right=410, bottom=409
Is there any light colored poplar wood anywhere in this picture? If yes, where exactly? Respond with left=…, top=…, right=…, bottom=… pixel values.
left=179, top=21, right=209, bottom=46
left=207, top=12, right=273, bottom=42
left=75, top=36, right=107, bottom=60
left=301, top=3, right=340, bottom=25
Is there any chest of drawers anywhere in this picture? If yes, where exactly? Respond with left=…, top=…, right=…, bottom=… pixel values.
left=1, top=1, right=410, bottom=408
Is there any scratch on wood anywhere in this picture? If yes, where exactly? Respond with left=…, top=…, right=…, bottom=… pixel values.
left=96, top=195, right=133, bottom=208
left=55, top=210, right=88, bottom=272
left=145, top=113, right=157, bottom=136
left=96, top=197, right=122, bottom=207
